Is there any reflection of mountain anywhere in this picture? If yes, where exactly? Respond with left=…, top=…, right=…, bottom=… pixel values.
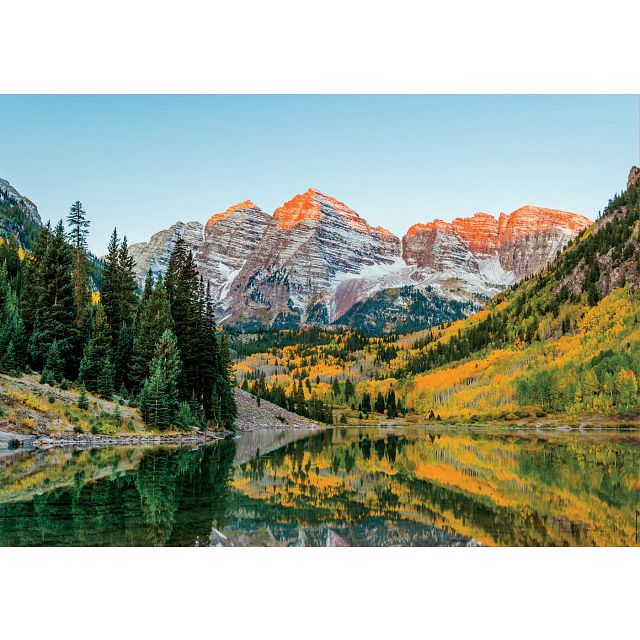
left=233, top=427, right=324, bottom=465
left=0, top=428, right=638, bottom=546
left=210, top=518, right=477, bottom=547
left=225, top=428, right=640, bottom=547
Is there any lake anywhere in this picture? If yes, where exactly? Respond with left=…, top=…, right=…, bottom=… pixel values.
left=0, top=427, right=638, bottom=546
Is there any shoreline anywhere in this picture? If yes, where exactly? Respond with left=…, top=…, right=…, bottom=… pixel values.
left=2, top=418, right=638, bottom=455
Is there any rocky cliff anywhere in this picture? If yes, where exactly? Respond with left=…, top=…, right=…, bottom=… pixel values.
left=129, top=201, right=271, bottom=302
left=403, top=205, right=592, bottom=283
left=127, top=189, right=592, bottom=332
left=0, top=178, right=43, bottom=249
left=221, top=189, right=400, bottom=327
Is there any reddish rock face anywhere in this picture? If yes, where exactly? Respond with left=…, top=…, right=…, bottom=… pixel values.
left=452, top=213, right=500, bottom=256
left=129, top=189, right=592, bottom=330
left=403, top=219, right=477, bottom=272
left=403, top=206, right=591, bottom=279
left=129, top=200, right=271, bottom=300
left=206, top=200, right=261, bottom=226
left=223, top=188, right=401, bottom=326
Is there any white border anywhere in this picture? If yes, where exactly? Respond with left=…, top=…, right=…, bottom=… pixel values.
left=0, top=548, right=637, bottom=639
left=1, top=1, right=639, bottom=93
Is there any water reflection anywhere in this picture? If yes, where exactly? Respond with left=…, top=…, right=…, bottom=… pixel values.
left=0, top=442, right=236, bottom=546
left=0, top=427, right=638, bottom=546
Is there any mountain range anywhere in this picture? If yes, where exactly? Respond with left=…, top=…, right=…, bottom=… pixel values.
left=0, top=177, right=592, bottom=333
left=128, top=188, right=591, bottom=332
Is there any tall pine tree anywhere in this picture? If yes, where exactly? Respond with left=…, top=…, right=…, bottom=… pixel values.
left=78, top=304, right=112, bottom=393
left=0, top=287, right=27, bottom=374
left=139, top=329, right=183, bottom=429
left=130, top=274, right=173, bottom=393
left=101, top=230, right=137, bottom=338
left=28, top=221, right=79, bottom=377
left=214, top=331, right=238, bottom=430
left=66, top=200, right=91, bottom=321
left=21, top=223, right=51, bottom=340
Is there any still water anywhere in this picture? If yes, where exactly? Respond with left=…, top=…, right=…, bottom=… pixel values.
left=0, top=427, right=638, bottom=546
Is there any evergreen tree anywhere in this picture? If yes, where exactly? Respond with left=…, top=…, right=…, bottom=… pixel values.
left=139, top=330, right=183, bottom=429
left=199, top=281, right=218, bottom=418
left=0, top=286, right=27, bottom=373
left=175, top=402, right=193, bottom=429
left=0, top=264, right=8, bottom=317
left=324, top=404, right=334, bottom=425
left=101, top=228, right=121, bottom=338
left=101, top=229, right=137, bottom=345
left=77, top=385, right=89, bottom=410
left=21, top=223, right=51, bottom=339
left=344, top=378, right=355, bottom=400
left=28, top=221, right=78, bottom=377
left=66, top=201, right=90, bottom=253
left=78, top=304, right=112, bottom=392
left=386, top=389, right=397, bottom=418
left=165, top=243, right=200, bottom=398
left=117, top=236, right=138, bottom=328
left=140, top=368, right=170, bottom=429
left=374, top=391, right=386, bottom=413
left=1, top=340, right=18, bottom=374
left=98, top=357, right=116, bottom=399
left=66, top=200, right=91, bottom=321
left=361, top=392, right=372, bottom=414
left=214, top=332, right=238, bottom=430
left=130, top=276, right=173, bottom=393
left=114, top=322, right=133, bottom=390
left=137, top=268, right=155, bottom=316
left=41, top=340, right=65, bottom=383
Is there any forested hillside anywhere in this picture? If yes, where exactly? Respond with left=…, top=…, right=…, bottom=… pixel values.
left=234, top=167, right=640, bottom=424
left=1, top=198, right=237, bottom=435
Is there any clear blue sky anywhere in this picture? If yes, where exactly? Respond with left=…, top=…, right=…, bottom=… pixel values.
left=0, top=95, right=637, bottom=253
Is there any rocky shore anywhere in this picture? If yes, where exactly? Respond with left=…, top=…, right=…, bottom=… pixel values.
left=32, top=430, right=223, bottom=450
left=0, top=375, right=320, bottom=453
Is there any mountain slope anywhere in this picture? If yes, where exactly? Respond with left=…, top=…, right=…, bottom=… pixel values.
left=129, top=200, right=271, bottom=301
left=221, top=188, right=400, bottom=328
left=128, top=187, right=590, bottom=333
left=0, top=179, right=43, bottom=249
left=380, top=166, right=640, bottom=419
left=233, top=167, right=640, bottom=423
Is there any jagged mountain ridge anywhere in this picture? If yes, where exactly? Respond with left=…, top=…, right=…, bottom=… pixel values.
left=128, top=187, right=591, bottom=332
left=0, top=176, right=591, bottom=334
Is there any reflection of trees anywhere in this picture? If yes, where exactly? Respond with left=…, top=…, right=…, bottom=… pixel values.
left=136, top=451, right=180, bottom=546
left=518, top=441, right=640, bottom=511
left=0, top=440, right=237, bottom=546
left=229, top=430, right=640, bottom=546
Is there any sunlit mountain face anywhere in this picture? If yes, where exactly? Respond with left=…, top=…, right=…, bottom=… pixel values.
left=1, top=427, right=638, bottom=547
left=126, top=185, right=590, bottom=333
